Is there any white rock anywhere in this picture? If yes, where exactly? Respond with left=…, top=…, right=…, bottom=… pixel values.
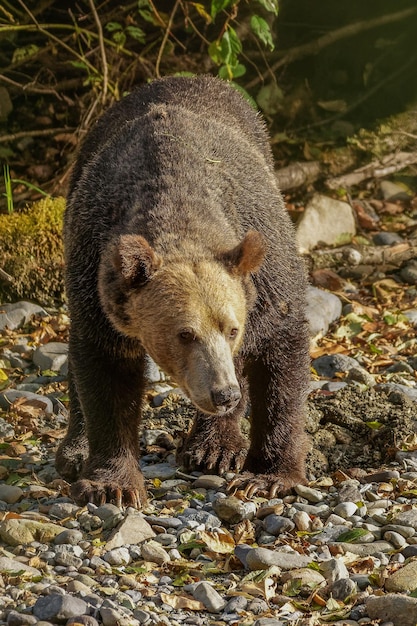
left=296, top=194, right=356, bottom=253
left=306, top=286, right=342, bottom=338
left=105, top=514, right=155, bottom=550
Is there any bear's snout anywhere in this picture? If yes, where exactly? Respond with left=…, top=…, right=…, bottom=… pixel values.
left=211, top=386, right=241, bottom=413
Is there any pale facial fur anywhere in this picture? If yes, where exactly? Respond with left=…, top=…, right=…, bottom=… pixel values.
left=120, top=261, right=246, bottom=414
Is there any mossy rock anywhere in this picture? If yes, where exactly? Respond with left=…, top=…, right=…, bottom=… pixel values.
left=0, top=196, right=65, bottom=307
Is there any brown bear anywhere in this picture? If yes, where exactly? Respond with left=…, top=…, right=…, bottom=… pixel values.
left=56, top=75, right=310, bottom=508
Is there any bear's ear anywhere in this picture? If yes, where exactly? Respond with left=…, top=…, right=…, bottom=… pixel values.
left=220, top=230, right=266, bottom=275
left=114, top=234, right=162, bottom=287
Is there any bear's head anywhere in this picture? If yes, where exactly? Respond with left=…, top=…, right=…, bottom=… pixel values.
left=99, top=231, right=265, bottom=415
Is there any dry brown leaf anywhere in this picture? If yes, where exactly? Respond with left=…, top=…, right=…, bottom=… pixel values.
left=198, top=530, right=235, bottom=554
left=160, top=592, right=205, bottom=611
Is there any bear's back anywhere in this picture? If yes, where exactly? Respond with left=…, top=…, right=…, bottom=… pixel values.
left=71, top=76, right=273, bottom=185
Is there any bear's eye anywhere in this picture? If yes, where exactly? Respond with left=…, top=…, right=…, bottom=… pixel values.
left=179, top=330, right=196, bottom=343
left=229, top=328, right=239, bottom=340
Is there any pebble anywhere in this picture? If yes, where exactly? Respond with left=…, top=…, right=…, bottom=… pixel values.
left=33, top=594, right=88, bottom=621
left=192, top=581, right=226, bottom=613
left=366, top=593, right=417, bottom=626
left=245, top=547, right=311, bottom=570
left=3, top=303, right=417, bottom=626
left=140, top=540, right=170, bottom=564
left=385, top=560, right=417, bottom=592
left=105, top=514, right=155, bottom=549
left=212, top=495, right=248, bottom=523
left=294, top=484, right=324, bottom=502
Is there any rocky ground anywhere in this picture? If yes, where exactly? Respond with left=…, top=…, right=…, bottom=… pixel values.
left=0, top=182, right=417, bottom=626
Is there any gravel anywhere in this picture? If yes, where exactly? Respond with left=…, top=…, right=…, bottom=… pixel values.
left=1, top=303, right=417, bottom=625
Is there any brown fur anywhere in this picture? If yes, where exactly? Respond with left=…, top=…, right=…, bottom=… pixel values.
left=56, top=76, right=310, bottom=506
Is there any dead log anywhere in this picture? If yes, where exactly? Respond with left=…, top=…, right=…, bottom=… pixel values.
left=307, top=240, right=417, bottom=271
left=275, top=161, right=321, bottom=191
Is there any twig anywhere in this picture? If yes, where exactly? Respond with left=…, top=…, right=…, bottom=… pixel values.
left=0, top=268, right=14, bottom=284
left=246, top=6, right=417, bottom=88
left=326, top=151, right=417, bottom=189
left=155, top=0, right=181, bottom=78
left=15, top=0, right=108, bottom=90
left=0, top=74, right=63, bottom=99
left=87, top=0, right=108, bottom=104
left=0, top=127, right=75, bottom=144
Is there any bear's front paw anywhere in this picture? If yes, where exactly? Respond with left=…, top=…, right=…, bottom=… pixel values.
left=55, top=436, right=89, bottom=482
left=181, top=434, right=248, bottom=475
left=227, top=472, right=305, bottom=499
left=71, top=467, right=147, bottom=509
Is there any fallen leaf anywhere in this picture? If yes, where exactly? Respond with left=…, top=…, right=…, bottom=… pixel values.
left=198, top=530, right=235, bottom=554
left=160, top=592, right=205, bottom=610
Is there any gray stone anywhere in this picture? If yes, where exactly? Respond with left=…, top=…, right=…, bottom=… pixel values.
left=253, top=620, right=284, bottom=626
left=263, top=514, right=295, bottom=536
left=310, top=526, right=356, bottom=545
left=391, top=508, right=417, bottom=530
left=6, top=611, right=38, bottom=625
left=320, top=557, right=349, bottom=582
left=294, top=484, right=323, bottom=503
left=306, top=286, right=342, bottom=338
left=141, top=540, right=170, bottom=564
left=373, top=231, right=404, bottom=245
left=0, top=485, right=23, bottom=504
left=385, top=560, right=417, bottom=592
left=400, top=260, right=417, bottom=285
left=179, top=509, right=222, bottom=529
left=0, top=556, right=41, bottom=577
left=246, top=547, right=311, bottom=571
left=366, top=593, right=417, bottom=626
left=281, top=567, right=325, bottom=587
left=212, top=496, right=248, bottom=524
left=333, top=501, right=358, bottom=519
left=0, top=390, right=53, bottom=414
left=49, top=502, right=80, bottom=519
left=33, top=342, right=68, bottom=373
left=0, top=301, right=46, bottom=331
left=331, top=577, right=357, bottom=600
left=0, top=417, right=15, bottom=438
left=223, top=596, right=248, bottom=613
left=66, top=617, right=100, bottom=626
left=194, top=475, right=227, bottom=489
left=338, top=478, right=363, bottom=503
left=312, top=354, right=360, bottom=378
left=0, top=519, right=63, bottom=546
left=234, top=543, right=252, bottom=568
left=53, top=529, right=83, bottom=545
left=100, top=607, right=140, bottom=626
left=363, top=470, right=400, bottom=483
left=380, top=180, right=411, bottom=201
left=296, top=194, right=356, bottom=253
left=192, top=581, right=226, bottom=613
left=141, top=463, right=177, bottom=480
left=329, top=541, right=393, bottom=555
left=104, top=547, right=131, bottom=566
left=33, top=594, right=87, bottom=622
left=105, top=514, right=155, bottom=549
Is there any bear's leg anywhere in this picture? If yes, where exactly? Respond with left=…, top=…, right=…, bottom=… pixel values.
left=180, top=368, right=249, bottom=475
left=61, top=336, right=147, bottom=508
left=229, top=327, right=310, bottom=498
left=55, top=365, right=89, bottom=482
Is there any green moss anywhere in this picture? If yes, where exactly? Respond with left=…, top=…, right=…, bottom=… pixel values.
left=0, top=197, right=65, bottom=306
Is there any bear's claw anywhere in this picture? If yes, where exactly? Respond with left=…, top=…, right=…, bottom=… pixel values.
left=182, top=439, right=248, bottom=475
left=227, top=472, right=299, bottom=499
left=71, top=478, right=146, bottom=509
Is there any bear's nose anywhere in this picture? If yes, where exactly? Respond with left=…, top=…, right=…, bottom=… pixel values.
left=211, top=387, right=241, bottom=412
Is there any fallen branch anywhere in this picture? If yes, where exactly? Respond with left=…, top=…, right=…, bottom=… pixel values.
left=0, top=268, right=14, bottom=284
left=0, top=127, right=75, bottom=144
left=308, top=241, right=417, bottom=271
left=326, top=151, right=417, bottom=189
left=275, top=161, right=321, bottom=191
